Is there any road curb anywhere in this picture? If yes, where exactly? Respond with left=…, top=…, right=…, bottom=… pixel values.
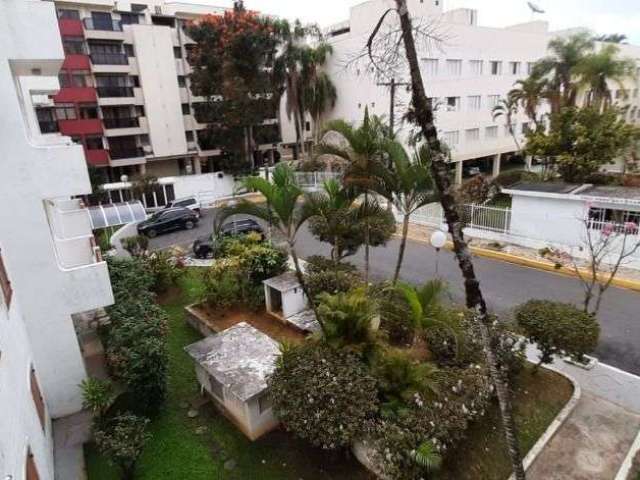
left=508, top=364, right=582, bottom=480
left=616, top=428, right=640, bottom=480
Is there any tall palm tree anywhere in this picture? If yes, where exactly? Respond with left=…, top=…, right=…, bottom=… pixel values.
left=217, top=164, right=325, bottom=334
left=319, top=110, right=389, bottom=282
left=374, top=142, right=437, bottom=284
left=596, top=33, right=628, bottom=44
left=302, top=43, right=338, bottom=145
left=508, top=76, right=547, bottom=128
left=492, top=97, right=521, bottom=151
left=575, top=44, right=635, bottom=111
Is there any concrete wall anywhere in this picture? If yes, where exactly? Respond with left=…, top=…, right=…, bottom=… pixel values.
left=282, top=288, right=307, bottom=319
left=170, top=172, right=235, bottom=201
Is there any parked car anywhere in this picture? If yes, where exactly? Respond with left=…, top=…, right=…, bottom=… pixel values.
left=165, top=196, right=201, bottom=216
left=192, top=219, right=264, bottom=258
left=138, top=207, right=199, bottom=238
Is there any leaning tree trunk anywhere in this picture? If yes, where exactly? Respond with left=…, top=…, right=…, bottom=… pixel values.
left=393, top=2, right=526, bottom=479
left=393, top=213, right=410, bottom=284
left=364, top=191, right=371, bottom=284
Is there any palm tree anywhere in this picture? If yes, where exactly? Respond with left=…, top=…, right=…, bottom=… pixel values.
left=575, top=44, right=635, bottom=111
left=302, top=43, right=338, bottom=146
left=492, top=97, right=521, bottom=151
left=508, top=76, right=547, bottom=128
left=217, top=164, right=325, bottom=334
left=374, top=142, right=437, bottom=284
left=319, top=110, right=389, bottom=282
left=596, top=33, right=628, bottom=44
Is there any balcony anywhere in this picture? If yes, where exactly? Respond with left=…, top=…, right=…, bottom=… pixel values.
left=103, top=117, right=139, bottom=129
left=109, top=147, right=145, bottom=160
left=90, top=52, right=128, bottom=65
left=58, top=18, right=84, bottom=36
left=96, top=86, right=134, bottom=98
left=38, top=120, right=59, bottom=134
left=63, top=54, right=91, bottom=70
left=54, top=87, right=97, bottom=103
left=85, top=149, right=110, bottom=166
left=59, top=118, right=103, bottom=136
left=83, top=18, right=122, bottom=32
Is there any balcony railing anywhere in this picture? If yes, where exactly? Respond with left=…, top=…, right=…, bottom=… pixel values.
left=110, top=147, right=145, bottom=159
left=39, top=120, right=59, bottom=134
left=103, top=117, right=139, bottom=129
left=90, top=52, right=129, bottom=65
left=96, top=86, right=134, bottom=98
left=83, top=18, right=122, bottom=32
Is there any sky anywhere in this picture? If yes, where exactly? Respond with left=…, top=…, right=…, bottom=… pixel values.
left=191, top=0, right=640, bottom=44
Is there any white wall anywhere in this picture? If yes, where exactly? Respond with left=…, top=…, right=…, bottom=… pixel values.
left=282, top=288, right=307, bottom=318
left=170, top=172, right=235, bottom=201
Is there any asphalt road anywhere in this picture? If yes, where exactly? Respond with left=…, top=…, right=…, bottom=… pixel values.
left=150, top=209, right=640, bottom=376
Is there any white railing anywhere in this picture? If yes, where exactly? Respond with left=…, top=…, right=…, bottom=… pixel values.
left=292, top=171, right=342, bottom=189
left=409, top=202, right=512, bottom=234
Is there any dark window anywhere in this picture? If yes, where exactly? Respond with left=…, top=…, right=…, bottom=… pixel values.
left=95, top=74, right=134, bottom=97
left=177, top=76, right=186, bottom=87
left=0, top=249, right=12, bottom=307
left=26, top=448, right=40, bottom=480
left=86, top=136, right=104, bottom=150
left=79, top=104, right=99, bottom=119
left=120, top=13, right=140, bottom=25
left=89, top=42, right=127, bottom=65
left=35, top=108, right=58, bottom=134
left=305, top=121, right=311, bottom=132
left=185, top=131, right=194, bottom=141
left=181, top=103, right=190, bottom=115
left=131, top=3, right=148, bottom=12
left=55, top=104, right=77, bottom=120
left=124, top=44, right=135, bottom=57
left=31, top=367, right=46, bottom=430
left=70, top=136, right=82, bottom=144
left=62, top=37, right=85, bottom=55
left=131, top=75, right=140, bottom=87
left=58, top=72, right=71, bottom=88
left=165, top=184, right=175, bottom=203
left=72, top=73, right=92, bottom=87
left=152, top=15, right=175, bottom=27
left=173, top=47, right=182, bottom=59
left=135, top=105, right=145, bottom=117
left=57, top=9, right=80, bottom=19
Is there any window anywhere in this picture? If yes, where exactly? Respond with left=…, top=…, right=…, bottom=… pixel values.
left=465, top=128, right=480, bottom=142
left=79, top=104, right=99, bottom=119
left=527, top=62, right=536, bottom=75
left=173, top=47, right=182, bottom=59
left=86, top=136, right=104, bottom=150
left=55, top=104, right=77, bottom=120
left=427, top=97, right=439, bottom=110
left=467, top=95, right=481, bottom=111
left=177, top=76, right=186, bottom=87
left=185, top=131, right=194, bottom=141
left=588, top=207, right=640, bottom=230
left=443, top=130, right=459, bottom=146
left=505, top=123, right=516, bottom=136
left=445, top=96, right=460, bottom=112
left=485, top=125, right=498, bottom=138
left=35, top=108, right=58, bottom=134
left=72, top=73, right=93, bottom=87
left=258, top=393, right=273, bottom=414
left=57, top=9, right=80, bottom=19
left=181, top=103, right=191, bottom=115
left=487, top=95, right=500, bottom=109
left=490, top=61, right=502, bottom=75
left=31, top=367, right=46, bottom=430
left=469, top=60, right=483, bottom=75
left=422, top=58, right=438, bottom=76
left=132, top=3, right=148, bottom=12
left=0, top=249, right=12, bottom=307
left=131, top=75, right=140, bottom=88
left=509, top=61, right=521, bottom=75
left=135, top=105, right=146, bottom=117
left=26, top=448, right=40, bottom=480
left=58, top=72, right=71, bottom=88
left=119, top=13, right=140, bottom=25
left=124, top=44, right=135, bottom=57
left=446, top=59, right=462, bottom=76
left=62, top=37, right=85, bottom=55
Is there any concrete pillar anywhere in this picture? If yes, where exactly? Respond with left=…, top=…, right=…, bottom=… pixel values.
left=455, top=161, right=463, bottom=185
left=492, top=153, right=501, bottom=177
left=139, top=163, right=147, bottom=175
left=193, top=157, right=202, bottom=174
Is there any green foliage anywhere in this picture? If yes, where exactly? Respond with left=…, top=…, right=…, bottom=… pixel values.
left=144, top=251, right=185, bottom=294
left=93, top=413, right=151, bottom=480
left=526, top=106, right=640, bottom=183
left=269, top=342, right=379, bottom=450
left=122, top=235, right=149, bottom=258
left=81, top=378, right=116, bottom=417
left=105, top=257, right=169, bottom=414
left=515, top=299, right=600, bottom=367
left=375, top=283, right=415, bottom=346
left=411, top=441, right=443, bottom=473
left=492, top=169, right=542, bottom=188
left=455, top=175, right=495, bottom=205
left=304, top=256, right=363, bottom=297
left=398, top=279, right=448, bottom=331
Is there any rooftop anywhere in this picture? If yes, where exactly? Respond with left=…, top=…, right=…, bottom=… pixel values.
left=504, top=182, right=640, bottom=206
left=263, top=271, right=300, bottom=292
left=285, top=309, right=321, bottom=334
left=580, top=185, right=640, bottom=201
left=507, top=182, right=583, bottom=194
left=184, top=322, right=280, bottom=402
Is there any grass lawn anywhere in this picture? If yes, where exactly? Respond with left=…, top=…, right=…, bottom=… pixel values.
left=86, top=268, right=573, bottom=480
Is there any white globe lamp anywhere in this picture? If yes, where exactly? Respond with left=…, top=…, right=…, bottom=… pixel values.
left=430, top=230, right=447, bottom=276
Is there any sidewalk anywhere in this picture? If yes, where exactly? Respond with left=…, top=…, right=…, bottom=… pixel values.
left=523, top=345, right=640, bottom=480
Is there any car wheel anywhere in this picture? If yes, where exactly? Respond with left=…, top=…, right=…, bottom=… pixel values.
left=146, top=229, right=157, bottom=238
left=185, top=220, right=195, bottom=230
left=205, top=250, right=215, bottom=259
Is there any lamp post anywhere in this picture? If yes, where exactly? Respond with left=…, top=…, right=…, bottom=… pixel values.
left=430, top=230, right=447, bottom=277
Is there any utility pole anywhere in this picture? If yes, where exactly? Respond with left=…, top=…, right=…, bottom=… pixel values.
left=377, top=77, right=411, bottom=137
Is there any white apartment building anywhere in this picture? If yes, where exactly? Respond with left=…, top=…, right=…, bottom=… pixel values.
left=0, top=1, right=114, bottom=479
left=43, top=0, right=301, bottom=183
left=324, top=0, right=640, bottom=183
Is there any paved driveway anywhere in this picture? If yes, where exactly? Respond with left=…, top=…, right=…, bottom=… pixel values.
left=149, top=209, right=640, bottom=375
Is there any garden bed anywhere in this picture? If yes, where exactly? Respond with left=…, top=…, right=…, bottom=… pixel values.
left=85, top=269, right=574, bottom=480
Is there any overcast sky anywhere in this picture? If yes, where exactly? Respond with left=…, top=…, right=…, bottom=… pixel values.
left=194, top=0, right=640, bottom=44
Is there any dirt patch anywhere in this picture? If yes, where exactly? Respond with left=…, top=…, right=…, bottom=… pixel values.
left=190, top=303, right=306, bottom=344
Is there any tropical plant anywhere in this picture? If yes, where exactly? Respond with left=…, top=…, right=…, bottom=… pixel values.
left=515, top=299, right=600, bottom=370
left=217, top=164, right=324, bottom=331
left=81, top=378, right=116, bottom=418
left=304, top=255, right=363, bottom=297
left=320, top=110, right=390, bottom=282
left=269, top=342, right=379, bottom=450
left=93, top=413, right=151, bottom=480
left=374, top=142, right=437, bottom=283
left=144, top=251, right=185, bottom=294
left=595, top=33, right=628, bottom=44
left=411, top=440, right=443, bottom=473
left=303, top=42, right=338, bottom=145
left=492, top=96, right=521, bottom=152
left=508, top=76, right=547, bottom=128
left=121, top=235, right=149, bottom=258
left=375, top=283, right=415, bottom=346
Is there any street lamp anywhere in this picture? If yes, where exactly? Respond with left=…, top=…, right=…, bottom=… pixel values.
left=430, top=230, right=447, bottom=276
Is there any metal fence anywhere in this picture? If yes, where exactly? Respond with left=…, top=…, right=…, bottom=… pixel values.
left=410, top=202, right=512, bottom=234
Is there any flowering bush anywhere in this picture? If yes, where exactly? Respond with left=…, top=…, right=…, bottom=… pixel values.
left=269, top=342, right=379, bottom=450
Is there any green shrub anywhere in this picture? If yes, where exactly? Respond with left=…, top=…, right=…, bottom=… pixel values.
left=269, top=342, right=379, bottom=450
left=122, top=235, right=149, bottom=257
left=144, top=251, right=185, bottom=293
left=81, top=378, right=116, bottom=417
left=305, top=256, right=363, bottom=298
left=375, top=284, right=415, bottom=347
left=515, top=299, right=600, bottom=369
